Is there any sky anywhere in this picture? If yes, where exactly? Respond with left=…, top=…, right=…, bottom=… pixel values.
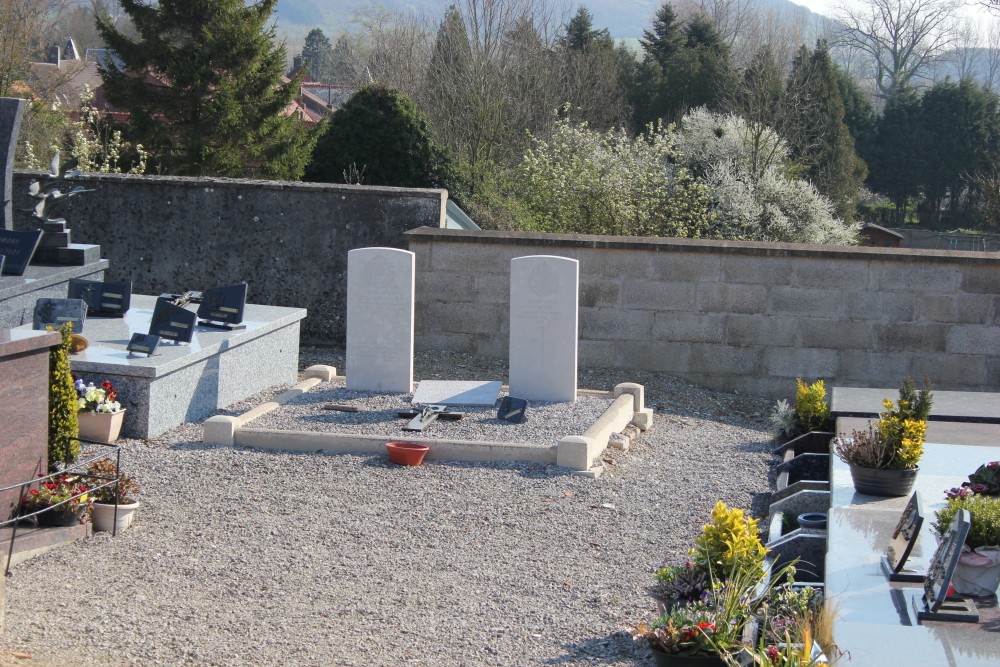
left=790, top=0, right=997, bottom=25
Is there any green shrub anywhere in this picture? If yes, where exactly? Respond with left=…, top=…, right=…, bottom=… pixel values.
left=794, top=378, right=831, bottom=433
left=692, top=500, right=767, bottom=579
left=933, top=495, right=1000, bottom=549
left=48, top=323, right=79, bottom=469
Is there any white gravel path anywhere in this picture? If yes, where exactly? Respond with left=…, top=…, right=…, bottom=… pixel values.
left=1, top=348, right=776, bottom=667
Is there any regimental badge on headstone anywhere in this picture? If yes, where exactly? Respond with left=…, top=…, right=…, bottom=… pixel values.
left=913, top=509, right=979, bottom=623
left=126, top=332, right=160, bottom=356
left=68, top=278, right=132, bottom=317
left=33, top=297, right=87, bottom=332
left=0, top=229, right=43, bottom=276
left=197, top=282, right=248, bottom=329
left=497, top=396, right=528, bottom=424
left=881, top=492, right=925, bottom=582
left=149, top=297, right=197, bottom=344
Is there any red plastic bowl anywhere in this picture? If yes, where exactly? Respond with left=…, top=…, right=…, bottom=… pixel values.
left=385, top=441, right=429, bottom=466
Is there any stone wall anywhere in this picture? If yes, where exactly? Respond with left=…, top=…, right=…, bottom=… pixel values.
left=13, top=171, right=447, bottom=342
left=406, top=228, right=1000, bottom=398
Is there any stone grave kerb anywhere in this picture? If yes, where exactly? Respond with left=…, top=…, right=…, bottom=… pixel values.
left=508, top=254, right=579, bottom=403
left=346, top=247, right=415, bottom=393
left=0, top=98, right=26, bottom=231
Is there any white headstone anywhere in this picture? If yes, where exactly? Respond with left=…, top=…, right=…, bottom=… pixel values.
left=508, top=255, right=579, bottom=402
left=346, top=247, right=414, bottom=392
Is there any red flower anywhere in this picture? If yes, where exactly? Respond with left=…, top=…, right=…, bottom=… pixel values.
left=44, top=483, right=57, bottom=490
left=29, top=489, right=39, bottom=496
left=767, top=645, right=780, bottom=661
left=696, top=622, right=715, bottom=632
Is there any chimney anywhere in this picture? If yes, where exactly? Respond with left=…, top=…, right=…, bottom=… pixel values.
left=292, top=55, right=303, bottom=74
left=47, top=45, right=61, bottom=65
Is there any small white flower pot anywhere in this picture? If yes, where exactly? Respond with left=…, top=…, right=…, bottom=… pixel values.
left=90, top=501, right=140, bottom=533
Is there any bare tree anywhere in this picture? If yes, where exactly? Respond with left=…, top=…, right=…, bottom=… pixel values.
left=674, top=0, right=755, bottom=50
left=948, top=18, right=983, bottom=81
left=0, top=0, right=61, bottom=97
left=835, top=0, right=962, bottom=99
left=986, top=18, right=1000, bottom=88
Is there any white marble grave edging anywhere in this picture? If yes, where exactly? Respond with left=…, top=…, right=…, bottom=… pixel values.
left=509, top=255, right=579, bottom=402
left=204, top=377, right=651, bottom=475
left=346, top=247, right=414, bottom=393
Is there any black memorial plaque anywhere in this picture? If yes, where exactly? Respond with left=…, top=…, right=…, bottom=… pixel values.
left=497, top=396, right=528, bottom=424
left=149, top=298, right=197, bottom=343
left=0, top=229, right=43, bottom=276
left=126, top=332, right=160, bottom=356
left=913, top=509, right=978, bottom=623
left=881, top=492, right=926, bottom=582
left=68, top=278, right=133, bottom=317
left=32, top=298, right=87, bottom=332
left=197, top=282, right=248, bottom=329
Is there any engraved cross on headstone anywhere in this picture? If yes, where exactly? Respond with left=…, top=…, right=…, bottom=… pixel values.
left=0, top=98, right=27, bottom=231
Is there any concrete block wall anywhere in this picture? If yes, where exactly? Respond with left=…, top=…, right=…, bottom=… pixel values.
left=406, top=228, right=1000, bottom=399
left=12, top=171, right=447, bottom=342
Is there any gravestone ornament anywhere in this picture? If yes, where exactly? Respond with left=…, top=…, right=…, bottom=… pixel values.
left=68, top=278, right=132, bottom=317
left=148, top=298, right=197, bottom=344
left=497, top=396, right=528, bottom=424
left=33, top=298, right=88, bottom=332
left=509, top=255, right=579, bottom=402
left=881, top=492, right=926, bottom=582
left=0, top=229, right=43, bottom=276
left=346, top=247, right=414, bottom=392
left=1, top=98, right=26, bottom=231
left=400, top=404, right=462, bottom=431
left=197, top=282, right=248, bottom=329
left=914, top=509, right=979, bottom=623
left=126, top=333, right=160, bottom=357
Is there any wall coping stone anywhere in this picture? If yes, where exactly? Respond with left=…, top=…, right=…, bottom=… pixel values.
left=404, top=227, right=1000, bottom=266
left=15, top=169, right=449, bottom=202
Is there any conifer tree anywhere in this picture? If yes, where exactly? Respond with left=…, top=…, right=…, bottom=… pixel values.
left=867, top=86, right=925, bottom=224
left=301, top=28, right=334, bottom=83
left=784, top=41, right=867, bottom=222
left=48, top=323, right=79, bottom=470
left=96, top=0, right=319, bottom=179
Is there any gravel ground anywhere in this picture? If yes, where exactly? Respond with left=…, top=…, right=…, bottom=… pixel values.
left=1, top=346, right=777, bottom=667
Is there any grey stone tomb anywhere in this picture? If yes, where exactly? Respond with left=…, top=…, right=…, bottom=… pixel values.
left=509, top=255, right=579, bottom=402
left=346, top=247, right=414, bottom=393
left=0, top=97, right=26, bottom=231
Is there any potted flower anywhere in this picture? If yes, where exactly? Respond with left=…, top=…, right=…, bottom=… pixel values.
left=19, top=474, right=91, bottom=527
left=638, top=502, right=779, bottom=666
left=833, top=377, right=932, bottom=497
left=770, top=379, right=833, bottom=444
left=933, top=462, right=1000, bottom=596
left=75, top=377, right=126, bottom=443
left=86, top=457, right=140, bottom=533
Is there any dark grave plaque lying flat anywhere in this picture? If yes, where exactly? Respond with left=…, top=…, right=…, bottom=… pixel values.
left=913, top=509, right=979, bottom=623
left=67, top=278, right=132, bottom=317
left=497, top=396, right=528, bottom=423
left=126, top=332, right=160, bottom=356
left=197, top=282, right=247, bottom=329
left=0, top=229, right=43, bottom=276
left=148, top=298, right=196, bottom=343
left=32, top=298, right=87, bottom=332
left=881, top=492, right=926, bottom=582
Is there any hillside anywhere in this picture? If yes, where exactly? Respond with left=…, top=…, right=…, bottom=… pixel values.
left=274, top=0, right=829, bottom=43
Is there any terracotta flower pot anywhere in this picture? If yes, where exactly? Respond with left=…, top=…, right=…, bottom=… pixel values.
left=77, top=409, right=126, bottom=443
left=848, top=463, right=918, bottom=497
left=386, top=442, right=429, bottom=466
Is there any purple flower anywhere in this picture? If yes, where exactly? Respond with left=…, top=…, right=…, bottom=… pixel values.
left=946, top=487, right=974, bottom=499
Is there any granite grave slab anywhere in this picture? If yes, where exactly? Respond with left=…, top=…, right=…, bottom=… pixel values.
left=411, top=380, right=502, bottom=406
left=0, top=98, right=25, bottom=231
left=16, top=294, right=306, bottom=438
left=832, top=386, right=1000, bottom=424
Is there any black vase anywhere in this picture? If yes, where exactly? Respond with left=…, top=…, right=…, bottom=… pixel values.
left=651, top=649, right=730, bottom=667
left=36, top=505, right=86, bottom=527
left=848, top=464, right=918, bottom=497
